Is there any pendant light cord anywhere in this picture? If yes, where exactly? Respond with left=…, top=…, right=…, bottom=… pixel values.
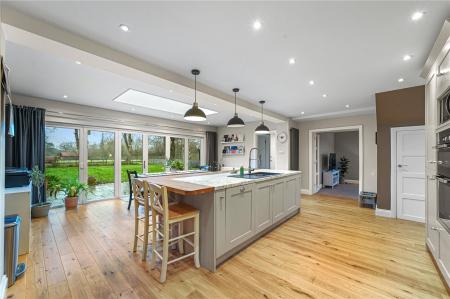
left=261, top=103, right=264, bottom=123
left=194, top=74, right=197, bottom=104
left=234, top=91, right=237, bottom=114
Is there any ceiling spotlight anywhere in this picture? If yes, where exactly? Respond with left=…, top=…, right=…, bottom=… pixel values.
left=119, top=24, right=129, bottom=32
left=403, top=54, right=412, bottom=61
left=444, top=42, right=450, bottom=52
left=345, top=104, right=350, bottom=108
left=411, top=11, right=425, bottom=21
left=63, top=95, right=68, bottom=99
left=398, top=78, right=404, bottom=82
left=322, top=94, right=327, bottom=98
left=75, top=61, right=81, bottom=65
left=309, top=80, right=315, bottom=85
left=289, top=58, right=296, bottom=65
left=300, top=111, right=305, bottom=115
left=253, top=20, right=262, bottom=31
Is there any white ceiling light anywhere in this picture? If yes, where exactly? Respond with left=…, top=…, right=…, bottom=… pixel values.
left=411, top=11, right=425, bottom=21
left=444, top=42, right=450, bottom=52
left=398, top=78, right=404, bottom=82
left=403, top=54, right=412, bottom=61
left=63, top=95, right=68, bottom=99
left=309, top=80, right=315, bottom=85
left=345, top=104, right=350, bottom=108
left=322, top=94, right=327, bottom=98
left=300, top=111, right=305, bottom=115
left=114, top=89, right=217, bottom=116
left=289, top=58, right=296, bottom=65
left=253, top=20, right=262, bottom=31
left=119, top=24, right=129, bottom=32
left=75, top=61, right=81, bottom=65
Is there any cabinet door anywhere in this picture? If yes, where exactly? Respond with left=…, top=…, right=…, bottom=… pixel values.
left=225, top=185, right=254, bottom=249
left=215, top=190, right=227, bottom=257
left=272, top=179, right=285, bottom=223
left=439, top=230, right=450, bottom=286
left=425, top=74, right=437, bottom=174
left=437, top=49, right=450, bottom=97
left=285, top=175, right=300, bottom=214
left=426, top=178, right=440, bottom=259
left=254, top=181, right=272, bottom=233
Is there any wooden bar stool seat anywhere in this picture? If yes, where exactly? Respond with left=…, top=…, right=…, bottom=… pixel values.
left=148, top=182, right=200, bottom=283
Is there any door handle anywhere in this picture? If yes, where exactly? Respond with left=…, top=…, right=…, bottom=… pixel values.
left=397, top=164, right=408, bottom=168
left=431, top=226, right=444, bottom=231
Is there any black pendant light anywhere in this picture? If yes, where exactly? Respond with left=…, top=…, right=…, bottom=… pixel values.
left=227, top=88, right=245, bottom=128
left=184, top=69, right=207, bottom=122
left=255, top=100, right=270, bottom=134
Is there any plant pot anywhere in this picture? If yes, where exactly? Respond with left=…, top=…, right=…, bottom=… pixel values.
left=65, top=196, right=79, bottom=209
left=31, top=202, right=51, bottom=218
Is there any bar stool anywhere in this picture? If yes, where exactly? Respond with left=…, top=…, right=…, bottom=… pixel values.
left=131, top=178, right=153, bottom=261
left=148, top=182, right=200, bottom=283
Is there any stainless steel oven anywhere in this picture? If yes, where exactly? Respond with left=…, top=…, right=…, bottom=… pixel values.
left=439, top=89, right=450, bottom=125
left=437, top=128, right=450, bottom=231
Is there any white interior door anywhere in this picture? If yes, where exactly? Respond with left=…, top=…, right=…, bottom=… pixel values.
left=395, top=127, right=425, bottom=222
left=313, top=133, right=320, bottom=193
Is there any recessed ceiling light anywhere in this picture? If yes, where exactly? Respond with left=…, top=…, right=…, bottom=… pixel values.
left=444, top=42, right=450, bottom=51
left=63, top=95, right=68, bottom=99
left=322, top=94, right=327, bottom=98
left=300, top=111, right=305, bottom=115
left=289, top=58, right=296, bottom=65
left=411, top=11, right=425, bottom=21
left=119, top=24, right=129, bottom=32
left=403, top=54, right=412, bottom=61
left=309, top=80, right=315, bottom=85
left=131, top=107, right=136, bottom=111
left=75, top=61, right=81, bottom=65
left=253, top=20, right=262, bottom=31
left=398, top=78, right=404, bottom=82
left=345, top=104, right=350, bottom=108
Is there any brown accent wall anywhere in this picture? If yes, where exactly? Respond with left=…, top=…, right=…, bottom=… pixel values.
left=375, top=85, right=425, bottom=210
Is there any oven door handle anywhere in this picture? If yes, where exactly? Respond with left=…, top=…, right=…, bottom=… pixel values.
left=433, top=144, right=450, bottom=149
left=436, top=176, right=450, bottom=184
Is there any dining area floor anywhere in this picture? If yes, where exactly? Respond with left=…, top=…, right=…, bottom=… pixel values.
left=6, top=194, right=449, bottom=299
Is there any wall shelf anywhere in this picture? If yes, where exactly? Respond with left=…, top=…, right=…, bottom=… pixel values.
left=220, top=141, right=245, bottom=144
left=222, top=153, right=245, bottom=157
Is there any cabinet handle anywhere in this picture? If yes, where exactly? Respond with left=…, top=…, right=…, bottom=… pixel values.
left=240, top=186, right=245, bottom=192
left=428, top=175, right=436, bottom=180
left=428, top=160, right=437, bottom=164
left=220, top=196, right=224, bottom=210
left=431, top=226, right=444, bottom=231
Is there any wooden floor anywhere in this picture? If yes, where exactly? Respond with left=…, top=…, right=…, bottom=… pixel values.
left=7, top=194, right=450, bottom=299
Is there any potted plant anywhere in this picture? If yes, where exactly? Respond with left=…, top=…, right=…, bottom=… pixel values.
left=339, top=156, right=350, bottom=184
left=170, top=159, right=184, bottom=171
left=47, top=178, right=89, bottom=210
left=30, top=166, right=52, bottom=218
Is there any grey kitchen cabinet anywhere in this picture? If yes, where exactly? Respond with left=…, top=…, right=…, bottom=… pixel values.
left=285, top=175, right=300, bottom=214
left=439, top=230, right=450, bottom=285
left=225, top=184, right=254, bottom=249
left=272, top=179, right=286, bottom=223
left=427, top=179, right=440, bottom=259
left=254, top=181, right=273, bottom=233
left=215, top=190, right=227, bottom=257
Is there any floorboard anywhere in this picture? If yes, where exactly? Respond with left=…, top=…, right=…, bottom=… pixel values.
left=6, top=194, right=449, bottom=299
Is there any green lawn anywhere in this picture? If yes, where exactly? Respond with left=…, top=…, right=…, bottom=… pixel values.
left=46, top=163, right=165, bottom=185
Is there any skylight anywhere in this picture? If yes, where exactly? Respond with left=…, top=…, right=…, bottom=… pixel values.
left=113, top=89, right=218, bottom=116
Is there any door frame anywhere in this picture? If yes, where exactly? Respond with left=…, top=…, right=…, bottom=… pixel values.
left=253, top=131, right=277, bottom=169
left=308, top=125, right=363, bottom=195
left=390, top=125, right=425, bottom=220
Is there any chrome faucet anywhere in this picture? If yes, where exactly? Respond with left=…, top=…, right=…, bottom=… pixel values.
left=248, top=147, right=258, bottom=174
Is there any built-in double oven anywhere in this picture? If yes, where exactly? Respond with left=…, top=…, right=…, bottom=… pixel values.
left=436, top=128, right=450, bottom=232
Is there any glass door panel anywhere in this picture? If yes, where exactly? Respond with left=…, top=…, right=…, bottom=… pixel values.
left=170, top=137, right=185, bottom=171
left=188, top=138, right=201, bottom=170
left=148, top=135, right=166, bottom=173
left=45, top=126, right=80, bottom=207
left=87, top=130, right=115, bottom=201
left=121, top=133, right=143, bottom=198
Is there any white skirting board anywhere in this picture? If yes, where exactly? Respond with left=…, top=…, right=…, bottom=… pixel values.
left=301, top=189, right=312, bottom=195
left=375, top=208, right=393, bottom=218
left=0, top=275, right=7, bottom=299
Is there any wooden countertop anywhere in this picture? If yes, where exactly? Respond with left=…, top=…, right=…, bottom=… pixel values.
left=135, top=173, right=215, bottom=196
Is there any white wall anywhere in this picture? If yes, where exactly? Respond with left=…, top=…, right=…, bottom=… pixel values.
left=217, top=121, right=290, bottom=170
left=294, top=113, right=377, bottom=192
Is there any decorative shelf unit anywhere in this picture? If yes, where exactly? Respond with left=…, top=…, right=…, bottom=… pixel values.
left=221, top=133, right=245, bottom=156
left=323, top=170, right=339, bottom=188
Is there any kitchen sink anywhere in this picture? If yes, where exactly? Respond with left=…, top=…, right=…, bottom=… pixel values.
left=229, top=172, right=281, bottom=179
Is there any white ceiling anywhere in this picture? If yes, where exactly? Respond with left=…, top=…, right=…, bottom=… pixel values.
left=3, top=1, right=450, bottom=122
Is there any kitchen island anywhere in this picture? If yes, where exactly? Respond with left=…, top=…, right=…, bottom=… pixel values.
left=136, top=169, right=301, bottom=271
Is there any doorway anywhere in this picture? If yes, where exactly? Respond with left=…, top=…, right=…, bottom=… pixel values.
left=257, top=134, right=271, bottom=169
left=390, top=126, right=425, bottom=222
left=309, top=125, right=363, bottom=199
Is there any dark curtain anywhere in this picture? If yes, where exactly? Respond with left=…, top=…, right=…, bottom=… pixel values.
left=289, top=128, right=299, bottom=170
left=205, top=131, right=217, bottom=164
left=6, top=104, right=46, bottom=204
